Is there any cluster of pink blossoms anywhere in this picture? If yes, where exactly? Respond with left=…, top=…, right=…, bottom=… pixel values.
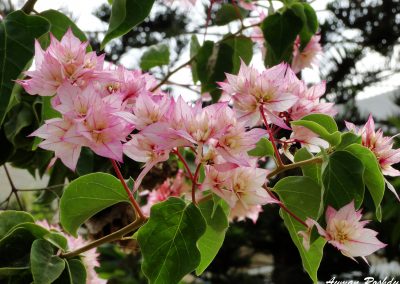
left=36, top=220, right=105, bottom=284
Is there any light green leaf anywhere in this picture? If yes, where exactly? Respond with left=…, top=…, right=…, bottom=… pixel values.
left=300, top=114, right=338, bottom=133
left=274, top=176, right=325, bottom=283
left=196, top=198, right=230, bottom=275
left=140, top=44, right=170, bottom=70
left=322, top=151, right=365, bottom=209
left=0, top=210, right=34, bottom=239
left=248, top=137, right=274, bottom=157
left=137, top=197, right=206, bottom=284
left=60, top=173, right=130, bottom=236
left=101, top=0, right=155, bottom=49
left=336, top=132, right=362, bottom=150
left=345, top=144, right=385, bottom=220
left=0, top=10, right=50, bottom=126
left=294, top=148, right=321, bottom=184
left=31, top=239, right=65, bottom=284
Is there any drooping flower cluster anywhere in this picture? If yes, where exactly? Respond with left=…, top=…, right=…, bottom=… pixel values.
left=36, top=220, right=106, bottom=284
left=291, top=35, right=322, bottom=73
left=299, top=201, right=387, bottom=263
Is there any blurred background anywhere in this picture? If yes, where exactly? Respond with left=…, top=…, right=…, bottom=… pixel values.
left=1, top=0, right=400, bottom=283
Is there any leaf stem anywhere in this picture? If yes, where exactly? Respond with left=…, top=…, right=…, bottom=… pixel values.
left=21, top=0, right=38, bottom=14
left=267, top=156, right=323, bottom=179
left=60, top=217, right=146, bottom=258
left=110, top=159, right=145, bottom=220
left=259, top=105, right=284, bottom=167
left=172, top=149, right=194, bottom=181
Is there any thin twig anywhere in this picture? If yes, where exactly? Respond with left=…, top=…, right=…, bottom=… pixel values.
left=21, top=0, right=38, bottom=14
left=4, top=165, right=24, bottom=211
left=267, top=156, right=323, bottom=179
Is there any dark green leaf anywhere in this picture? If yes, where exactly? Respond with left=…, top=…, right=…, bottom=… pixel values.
left=101, top=0, right=156, bottom=48
left=190, top=35, right=201, bottom=83
left=274, top=176, right=325, bottom=283
left=336, top=132, right=362, bottom=150
left=31, top=239, right=65, bottom=284
left=345, top=144, right=385, bottom=220
left=138, top=197, right=206, bottom=284
left=322, top=151, right=365, bottom=209
left=0, top=11, right=50, bottom=126
left=0, top=266, right=29, bottom=277
left=248, top=137, right=274, bottom=157
left=224, top=35, right=253, bottom=73
left=294, top=148, right=321, bottom=184
left=261, top=9, right=303, bottom=65
left=291, top=3, right=318, bottom=48
left=0, top=227, right=36, bottom=267
left=68, top=259, right=87, bottom=284
left=0, top=210, right=34, bottom=239
left=215, top=4, right=247, bottom=26
left=196, top=198, right=230, bottom=275
left=140, top=44, right=170, bottom=70
left=60, top=173, right=130, bottom=236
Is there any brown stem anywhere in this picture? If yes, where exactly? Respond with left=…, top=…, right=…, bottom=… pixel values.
left=267, top=156, right=323, bottom=179
left=21, top=0, right=38, bottom=14
left=259, top=105, right=284, bottom=167
left=60, top=217, right=146, bottom=258
left=172, top=149, right=194, bottom=181
left=110, top=159, right=145, bottom=220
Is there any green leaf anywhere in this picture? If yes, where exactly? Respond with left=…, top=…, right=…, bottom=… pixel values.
left=215, top=4, right=247, bottom=26
left=0, top=227, right=36, bottom=267
left=322, top=151, right=365, bottom=209
left=44, top=232, right=68, bottom=251
left=291, top=114, right=341, bottom=146
left=60, top=173, right=130, bottom=236
left=0, top=210, right=34, bottom=239
left=248, top=137, right=274, bottom=157
left=140, top=44, right=170, bottom=70
left=137, top=197, right=206, bottom=284
left=274, top=176, right=325, bottom=283
left=336, top=132, right=362, bottom=150
left=39, top=10, right=89, bottom=49
left=0, top=11, right=50, bottom=126
left=224, top=35, right=253, bottom=74
left=196, top=199, right=230, bottom=275
left=190, top=35, right=201, bottom=83
left=294, top=148, right=321, bottom=184
left=67, top=259, right=87, bottom=284
left=31, top=239, right=65, bottom=284
left=345, top=144, right=385, bottom=221
left=0, top=266, right=29, bottom=277
left=261, top=9, right=303, bottom=66
left=291, top=3, right=318, bottom=48
left=101, top=0, right=156, bottom=49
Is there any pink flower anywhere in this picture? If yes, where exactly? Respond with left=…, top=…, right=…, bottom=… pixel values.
left=31, top=118, right=84, bottom=170
left=36, top=220, right=106, bottom=284
left=290, top=125, right=329, bottom=153
left=220, top=61, right=298, bottom=128
left=288, top=81, right=337, bottom=121
left=346, top=115, right=400, bottom=200
left=291, top=35, right=322, bottom=73
left=123, top=133, right=170, bottom=191
left=230, top=204, right=263, bottom=223
left=299, top=201, right=386, bottom=263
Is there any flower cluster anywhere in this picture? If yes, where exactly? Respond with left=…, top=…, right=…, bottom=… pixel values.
left=36, top=220, right=105, bottom=284
left=299, top=201, right=387, bottom=263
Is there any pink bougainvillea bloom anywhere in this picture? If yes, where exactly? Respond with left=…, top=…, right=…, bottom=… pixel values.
left=299, top=201, right=386, bottom=263
left=291, top=35, right=322, bottom=73
left=238, top=0, right=255, bottom=10
left=31, top=118, right=84, bottom=170
left=346, top=115, right=400, bottom=199
left=123, top=133, right=170, bottom=191
left=230, top=203, right=263, bottom=223
left=288, top=81, right=337, bottom=121
left=290, top=125, right=329, bottom=153
left=36, top=221, right=106, bottom=284
left=220, top=61, right=298, bottom=128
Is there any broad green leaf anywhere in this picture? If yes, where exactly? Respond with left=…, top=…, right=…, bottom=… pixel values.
left=0, top=210, right=34, bottom=239
left=44, top=232, right=68, bottom=251
left=39, top=10, right=88, bottom=49
left=215, top=4, right=247, bottom=26
left=60, top=173, right=130, bottom=236
left=0, top=11, right=50, bottom=126
left=0, top=227, right=36, bottom=267
left=31, top=239, right=65, bottom=284
left=248, top=137, right=274, bottom=157
left=0, top=266, right=29, bottom=277
left=137, top=197, right=206, bottom=284
left=224, top=35, right=253, bottom=74
left=300, top=114, right=338, bottom=133
left=294, top=148, right=321, bottom=184
left=190, top=35, right=201, bottom=83
left=345, top=144, right=385, bottom=221
left=274, top=176, right=325, bottom=283
left=322, top=151, right=365, bottom=209
left=196, top=199, right=230, bottom=275
left=101, top=0, right=156, bottom=48
left=60, top=259, right=87, bottom=284
left=336, top=132, right=362, bottom=150
left=261, top=9, right=303, bottom=66
left=291, top=3, right=318, bottom=48
left=140, top=44, right=170, bottom=70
